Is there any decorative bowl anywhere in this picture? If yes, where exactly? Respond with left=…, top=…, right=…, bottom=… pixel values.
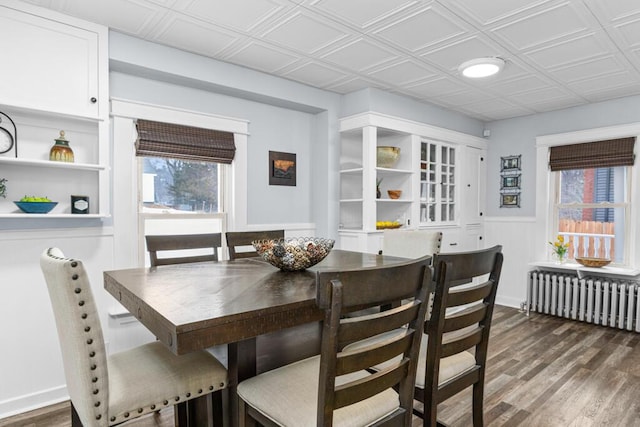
left=387, top=189, right=402, bottom=199
left=376, top=146, right=400, bottom=168
left=376, top=221, right=402, bottom=230
left=252, top=237, right=335, bottom=271
left=14, top=201, right=58, bottom=214
left=575, top=257, right=611, bottom=268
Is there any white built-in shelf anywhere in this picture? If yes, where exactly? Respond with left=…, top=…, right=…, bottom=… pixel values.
left=377, top=199, right=412, bottom=203
left=0, top=157, right=107, bottom=171
left=0, top=213, right=109, bottom=219
left=529, top=261, right=640, bottom=278
left=376, top=167, right=413, bottom=175
left=339, top=168, right=363, bottom=174
left=339, top=198, right=363, bottom=203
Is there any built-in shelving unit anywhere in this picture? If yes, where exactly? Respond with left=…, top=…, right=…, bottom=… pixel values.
left=0, top=1, right=109, bottom=220
left=338, top=112, right=488, bottom=254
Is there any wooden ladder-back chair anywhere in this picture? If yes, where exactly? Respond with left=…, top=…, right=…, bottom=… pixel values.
left=237, top=255, right=433, bottom=426
left=40, top=248, right=227, bottom=427
left=146, top=233, right=222, bottom=266
left=414, top=245, right=503, bottom=427
left=225, top=230, right=284, bottom=260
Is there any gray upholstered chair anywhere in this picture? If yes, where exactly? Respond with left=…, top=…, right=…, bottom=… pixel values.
left=225, top=230, right=284, bottom=260
left=145, top=233, right=222, bottom=266
left=40, top=247, right=228, bottom=427
left=237, top=255, right=432, bottom=426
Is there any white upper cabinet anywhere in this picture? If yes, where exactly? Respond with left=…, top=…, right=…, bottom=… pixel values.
left=0, top=3, right=105, bottom=119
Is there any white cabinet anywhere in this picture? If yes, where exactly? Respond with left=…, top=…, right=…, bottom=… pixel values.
left=420, top=140, right=457, bottom=225
left=338, top=113, right=487, bottom=254
left=0, top=2, right=109, bottom=219
left=0, top=2, right=105, bottom=119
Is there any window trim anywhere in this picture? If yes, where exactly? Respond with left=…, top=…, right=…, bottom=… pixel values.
left=536, top=122, right=640, bottom=268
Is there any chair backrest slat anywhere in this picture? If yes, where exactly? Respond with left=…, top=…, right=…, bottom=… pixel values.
left=146, top=233, right=222, bottom=266
left=315, top=255, right=432, bottom=426
left=443, top=303, right=487, bottom=333
left=225, top=230, right=284, bottom=260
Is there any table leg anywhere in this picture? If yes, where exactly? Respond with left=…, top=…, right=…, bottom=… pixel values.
left=228, top=339, right=257, bottom=427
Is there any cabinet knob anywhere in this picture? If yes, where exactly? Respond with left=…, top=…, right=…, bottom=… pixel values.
left=480, top=212, right=483, bottom=216
left=479, top=236, right=483, bottom=240
left=449, top=242, right=458, bottom=246
left=90, top=97, right=97, bottom=103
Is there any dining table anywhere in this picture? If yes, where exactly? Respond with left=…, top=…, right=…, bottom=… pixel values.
left=103, top=249, right=409, bottom=426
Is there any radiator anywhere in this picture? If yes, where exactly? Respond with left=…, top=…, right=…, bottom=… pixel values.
left=526, top=270, right=640, bottom=332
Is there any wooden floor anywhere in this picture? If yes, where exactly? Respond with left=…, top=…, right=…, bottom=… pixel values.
left=2, top=305, right=640, bottom=427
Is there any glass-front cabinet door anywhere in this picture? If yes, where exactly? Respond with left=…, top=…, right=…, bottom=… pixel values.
left=420, top=140, right=456, bottom=224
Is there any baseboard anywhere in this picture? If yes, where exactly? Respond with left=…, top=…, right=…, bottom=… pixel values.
left=496, top=295, right=523, bottom=309
left=0, top=385, right=68, bottom=420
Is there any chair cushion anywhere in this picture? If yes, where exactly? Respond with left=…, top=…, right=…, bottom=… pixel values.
left=107, top=341, right=227, bottom=424
left=237, top=355, right=399, bottom=427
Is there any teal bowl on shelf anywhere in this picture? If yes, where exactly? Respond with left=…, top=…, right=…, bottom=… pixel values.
left=14, top=201, right=58, bottom=214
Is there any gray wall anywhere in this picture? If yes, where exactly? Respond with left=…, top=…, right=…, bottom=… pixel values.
left=485, top=94, right=640, bottom=217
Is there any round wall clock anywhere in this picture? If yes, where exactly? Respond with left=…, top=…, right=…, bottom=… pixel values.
left=0, top=126, right=14, bottom=154
left=0, top=112, right=17, bottom=156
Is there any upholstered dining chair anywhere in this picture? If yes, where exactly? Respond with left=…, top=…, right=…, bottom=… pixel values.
left=237, top=254, right=432, bottom=426
left=414, top=245, right=503, bottom=426
left=40, top=248, right=228, bottom=427
left=225, top=230, right=284, bottom=260
left=145, top=233, right=222, bottom=266
left=380, top=229, right=443, bottom=259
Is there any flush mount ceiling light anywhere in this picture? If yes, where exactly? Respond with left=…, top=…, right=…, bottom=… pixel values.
left=458, top=57, right=505, bottom=78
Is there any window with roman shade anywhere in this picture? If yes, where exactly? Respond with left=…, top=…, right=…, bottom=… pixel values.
left=548, top=136, right=636, bottom=265
left=549, top=137, right=635, bottom=171
left=135, top=119, right=235, bottom=164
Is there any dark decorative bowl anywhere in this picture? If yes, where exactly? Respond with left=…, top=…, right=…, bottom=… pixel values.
left=252, top=237, right=335, bottom=271
left=14, top=201, right=58, bottom=214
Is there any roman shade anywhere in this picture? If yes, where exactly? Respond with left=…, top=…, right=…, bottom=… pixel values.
left=549, top=137, right=635, bottom=171
left=135, top=119, right=235, bottom=164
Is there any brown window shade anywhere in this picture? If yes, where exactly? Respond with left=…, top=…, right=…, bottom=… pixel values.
left=135, top=119, right=235, bottom=164
left=549, top=137, right=635, bottom=171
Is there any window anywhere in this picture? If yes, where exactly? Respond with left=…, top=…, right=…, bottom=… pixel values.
left=141, top=157, right=220, bottom=213
left=554, top=166, right=629, bottom=263
left=538, top=133, right=637, bottom=266
left=135, top=119, right=235, bottom=265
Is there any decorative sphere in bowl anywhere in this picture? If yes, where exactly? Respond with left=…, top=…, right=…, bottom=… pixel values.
left=376, top=146, right=400, bottom=168
left=14, top=201, right=58, bottom=214
left=252, top=237, right=335, bottom=271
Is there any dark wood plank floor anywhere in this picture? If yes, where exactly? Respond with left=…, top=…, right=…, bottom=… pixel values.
left=2, top=305, right=639, bottom=427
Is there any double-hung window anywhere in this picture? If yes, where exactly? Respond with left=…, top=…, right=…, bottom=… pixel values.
left=135, top=119, right=235, bottom=265
left=549, top=137, right=635, bottom=265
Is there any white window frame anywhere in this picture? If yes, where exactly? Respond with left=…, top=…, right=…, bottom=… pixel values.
left=536, top=123, right=640, bottom=268
left=110, top=98, right=249, bottom=267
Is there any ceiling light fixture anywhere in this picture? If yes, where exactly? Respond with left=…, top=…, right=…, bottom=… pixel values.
left=458, top=57, right=505, bottom=78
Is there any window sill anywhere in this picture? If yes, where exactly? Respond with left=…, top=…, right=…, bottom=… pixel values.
left=529, top=261, right=640, bottom=279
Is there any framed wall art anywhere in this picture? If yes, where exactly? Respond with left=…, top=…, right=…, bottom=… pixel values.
left=500, top=193, right=520, bottom=208
left=500, top=154, right=521, bottom=172
left=499, top=154, right=522, bottom=208
left=269, top=151, right=296, bottom=186
left=501, top=174, right=521, bottom=189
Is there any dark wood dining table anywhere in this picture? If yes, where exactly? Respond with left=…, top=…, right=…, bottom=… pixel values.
left=103, top=249, right=407, bottom=426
